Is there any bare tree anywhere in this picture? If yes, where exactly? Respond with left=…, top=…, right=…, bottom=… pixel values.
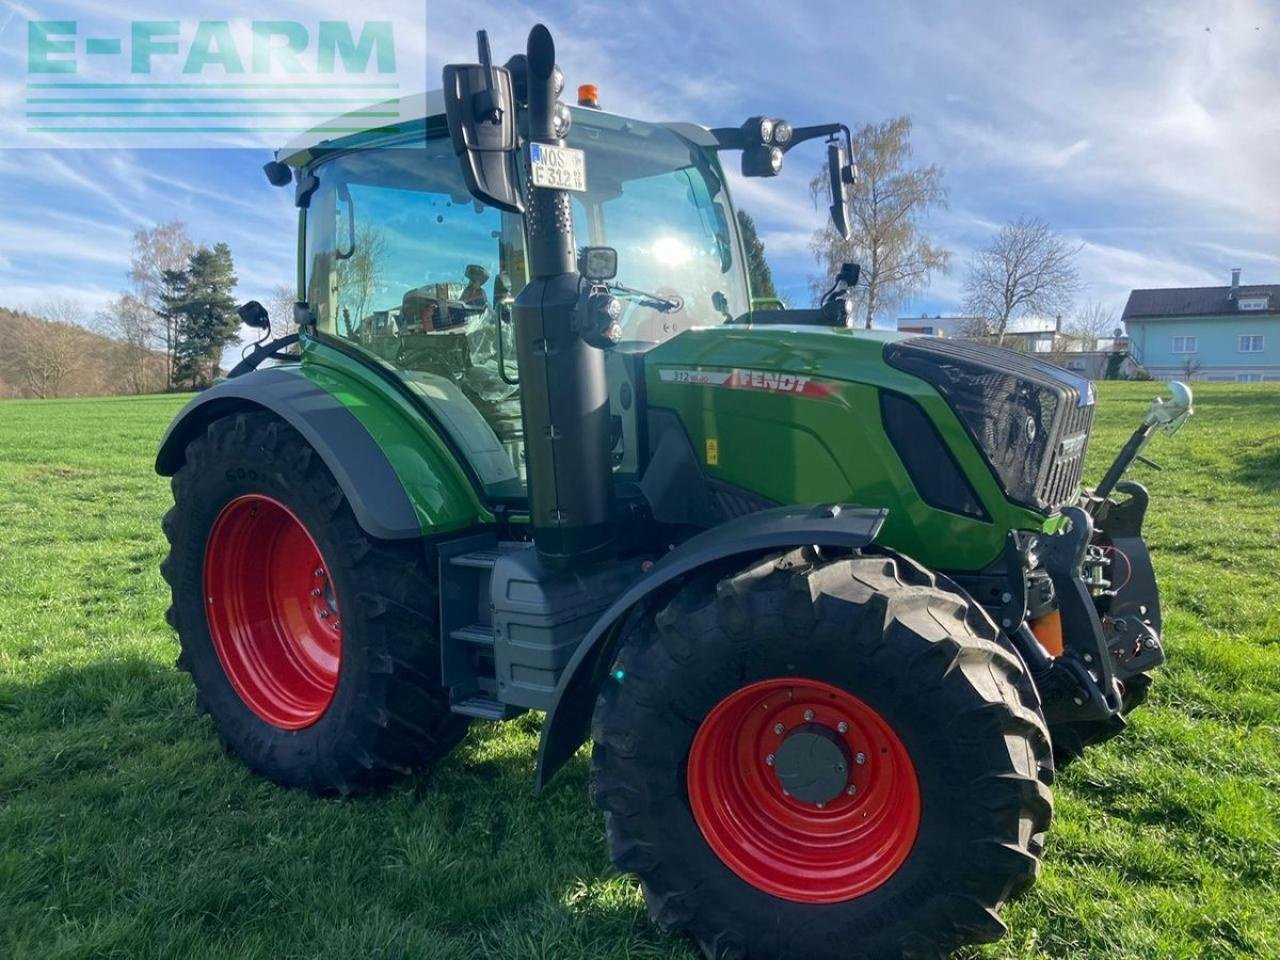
left=129, top=221, right=196, bottom=386
left=95, top=293, right=160, bottom=394
left=1065, top=300, right=1118, bottom=350
left=811, top=117, right=949, bottom=329
left=963, top=216, right=1081, bottom=344
left=4, top=301, right=87, bottom=398
left=265, top=283, right=298, bottom=339
left=334, top=225, right=387, bottom=339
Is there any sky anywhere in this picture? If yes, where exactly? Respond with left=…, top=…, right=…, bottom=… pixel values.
left=0, top=0, right=1277, bottom=346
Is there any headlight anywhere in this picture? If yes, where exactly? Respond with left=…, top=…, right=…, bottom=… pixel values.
left=552, top=101, right=573, bottom=138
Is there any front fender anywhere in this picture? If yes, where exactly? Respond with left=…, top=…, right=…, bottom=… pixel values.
left=156, top=366, right=473, bottom=540
left=534, top=503, right=887, bottom=790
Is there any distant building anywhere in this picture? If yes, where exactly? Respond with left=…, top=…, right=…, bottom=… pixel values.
left=897, top=314, right=1138, bottom=380
left=1122, top=269, right=1280, bottom=382
left=896, top=315, right=975, bottom=338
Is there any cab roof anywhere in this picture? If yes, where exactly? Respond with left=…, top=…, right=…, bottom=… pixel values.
left=274, top=90, right=717, bottom=167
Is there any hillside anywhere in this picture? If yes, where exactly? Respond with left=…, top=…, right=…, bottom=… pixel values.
left=0, top=307, right=168, bottom=399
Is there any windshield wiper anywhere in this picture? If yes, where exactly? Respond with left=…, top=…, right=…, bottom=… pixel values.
left=606, top=283, right=683, bottom=313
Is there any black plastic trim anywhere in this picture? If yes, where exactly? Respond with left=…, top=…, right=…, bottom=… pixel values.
left=155, top=367, right=420, bottom=540
left=880, top=390, right=991, bottom=522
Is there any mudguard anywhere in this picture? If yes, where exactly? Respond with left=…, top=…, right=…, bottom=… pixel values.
left=534, top=503, right=887, bottom=790
left=155, top=367, right=420, bottom=540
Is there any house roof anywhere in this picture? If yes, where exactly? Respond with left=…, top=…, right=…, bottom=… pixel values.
left=1122, top=284, right=1280, bottom=321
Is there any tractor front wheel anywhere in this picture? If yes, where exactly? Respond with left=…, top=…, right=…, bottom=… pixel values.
left=591, top=550, right=1054, bottom=960
left=161, top=411, right=468, bottom=795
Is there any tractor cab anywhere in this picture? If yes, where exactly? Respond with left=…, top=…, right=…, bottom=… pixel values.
left=289, top=96, right=755, bottom=499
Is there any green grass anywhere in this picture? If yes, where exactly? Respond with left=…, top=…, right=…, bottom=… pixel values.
left=1, top=383, right=1278, bottom=959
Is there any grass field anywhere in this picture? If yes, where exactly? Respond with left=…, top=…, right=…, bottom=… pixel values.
left=1, top=383, right=1278, bottom=959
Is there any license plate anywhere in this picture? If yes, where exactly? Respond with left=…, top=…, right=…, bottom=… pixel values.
left=529, top=143, right=587, bottom=192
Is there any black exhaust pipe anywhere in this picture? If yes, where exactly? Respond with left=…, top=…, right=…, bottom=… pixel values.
left=511, top=25, right=614, bottom=568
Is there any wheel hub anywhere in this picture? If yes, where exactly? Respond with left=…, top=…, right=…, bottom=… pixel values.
left=773, top=723, right=851, bottom=806
left=686, top=677, right=921, bottom=903
left=203, top=494, right=342, bottom=730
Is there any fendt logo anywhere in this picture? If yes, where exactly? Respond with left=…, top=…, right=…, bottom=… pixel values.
left=6, top=12, right=422, bottom=149
left=660, top=367, right=838, bottom=398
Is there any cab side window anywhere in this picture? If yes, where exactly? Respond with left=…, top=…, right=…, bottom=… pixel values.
left=305, top=144, right=527, bottom=495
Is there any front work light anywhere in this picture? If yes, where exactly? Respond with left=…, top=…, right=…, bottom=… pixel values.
left=742, top=144, right=784, bottom=177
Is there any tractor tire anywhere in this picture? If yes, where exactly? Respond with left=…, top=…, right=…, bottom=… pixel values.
left=1048, top=673, right=1152, bottom=767
left=161, top=410, right=468, bottom=795
left=590, top=549, right=1054, bottom=960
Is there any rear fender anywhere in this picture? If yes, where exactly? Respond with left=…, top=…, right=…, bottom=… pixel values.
left=534, top=503, right=887, bottom=790
left=156, top=366, right=479, bottom=540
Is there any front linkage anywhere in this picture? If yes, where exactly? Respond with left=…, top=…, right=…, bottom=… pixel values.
left=992, top=383, right=1193, bottom=762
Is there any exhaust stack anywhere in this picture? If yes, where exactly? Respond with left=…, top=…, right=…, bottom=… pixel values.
left=511, top=26, right=614, bottom=568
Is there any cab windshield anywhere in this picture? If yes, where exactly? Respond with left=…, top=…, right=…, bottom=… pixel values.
left=303, top=112, right=746, bottom=492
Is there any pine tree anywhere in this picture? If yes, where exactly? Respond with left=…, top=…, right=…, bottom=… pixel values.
left=166, top=243, right=239, bottom=390
left=736, top=209, right=778, bottom=300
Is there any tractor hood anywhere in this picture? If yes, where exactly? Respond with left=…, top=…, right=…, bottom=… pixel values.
left=641, top=325, right=1087, bottom=572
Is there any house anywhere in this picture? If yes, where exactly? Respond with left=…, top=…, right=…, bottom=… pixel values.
left=1122, top=269, right=1280, bottom=382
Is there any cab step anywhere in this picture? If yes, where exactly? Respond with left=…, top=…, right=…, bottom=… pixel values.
left=451, top=695, right=514, bottom=721
left=450, top=623, right=496, bottom=647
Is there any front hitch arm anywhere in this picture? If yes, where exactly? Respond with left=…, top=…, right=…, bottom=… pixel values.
left=1037, top=506, right=1123, bottom=724
left=1090, top=381, right=1193, bottom=511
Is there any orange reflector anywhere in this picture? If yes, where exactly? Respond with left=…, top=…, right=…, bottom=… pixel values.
left=578, top=83, right=600, bottom=108
left=1030, top=610, right=1064, bottom=657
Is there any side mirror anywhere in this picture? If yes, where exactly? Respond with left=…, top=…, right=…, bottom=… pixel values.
left=237, top=300, right=270, bottom=331
left=262, top=160, right=292, bottom=187
left=443, top=31, right=524, bottom=214
left=827, top=141, right=855, bottom=240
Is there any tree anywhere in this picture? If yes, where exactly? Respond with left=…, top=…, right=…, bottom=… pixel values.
left=1066, top=300, right=1118, bottom=351
left=736, top=209, right=777, bottom=300
left=265, top=283, right=298, bottom=339
left=2, top=301, right=86, bottom=398
left=810, top=117, right=949, bottom=329
left=334, top=224, right=387, bottom=339
left=129, top=221, right=196, bottom=387
left=95, top=293, right=161, bottom=394
left=165, top=243, right=240, bottom=390
left=963, top=216, right=1081, bottom=345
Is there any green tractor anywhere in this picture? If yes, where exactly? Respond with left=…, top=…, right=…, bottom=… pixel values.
left=158, top=25, right=1193, bottom=960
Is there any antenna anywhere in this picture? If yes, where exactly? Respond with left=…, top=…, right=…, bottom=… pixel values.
left=475, top=30, right=501, bottom=123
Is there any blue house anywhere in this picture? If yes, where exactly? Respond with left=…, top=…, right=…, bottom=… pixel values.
left=1122, top=269, right=1280, bottom=382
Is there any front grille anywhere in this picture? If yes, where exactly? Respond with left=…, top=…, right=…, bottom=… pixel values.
left=883, top=337, right=1095, bottom=512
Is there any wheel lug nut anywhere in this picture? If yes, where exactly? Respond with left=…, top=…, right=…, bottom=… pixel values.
left=314, top=568, right=324, bottom=577
left=803, top=709, right=814, bottom=721
left=846, top=785, right=857, bottom=796
left=837, top=721, right=848, bottom=734
left=319, top=609, right=329, bottom=618
left=765, top=754, right=775, bottom=766
left=311, top=588, right=322, bottom=597
left=773, top=723, right=785, bottom=735
left=855, top=753, right=866, bottom=765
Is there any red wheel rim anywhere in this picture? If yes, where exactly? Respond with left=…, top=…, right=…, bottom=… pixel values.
left=203, top=494, right=342, bottom=729
left=687, top=678, right=921, bottom=903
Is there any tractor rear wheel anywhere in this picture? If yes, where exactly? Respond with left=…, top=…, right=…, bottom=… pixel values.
left=591, top=550, right=1053, bottom=960
left=161, top=411, right=468, bottom=795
